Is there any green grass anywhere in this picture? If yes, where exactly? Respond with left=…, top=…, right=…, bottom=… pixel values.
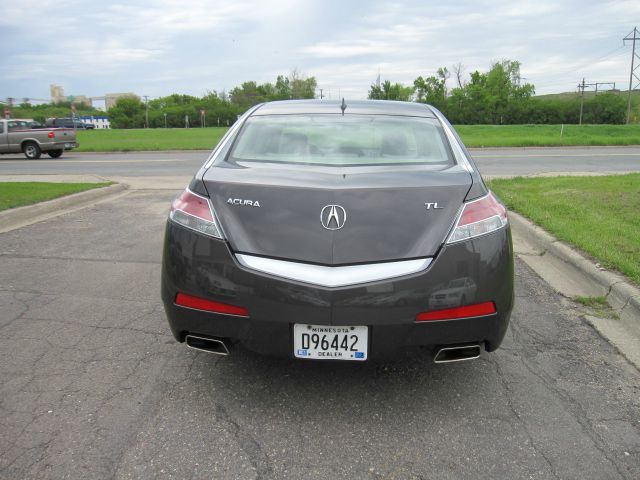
left=0, top=182, right=111, bottom=211
left=456, top=124, right=640, bottom=147
left=575, top=296, right=608, bottom=308
left=73, top=124, right=640, bottom=152
left=536, top=90, right=640, bottom=103
left=488, top=174, right=640, bottom=285
left=574, top=296, right=617, bottom=318
left=76, top=127, right=228, bottom=152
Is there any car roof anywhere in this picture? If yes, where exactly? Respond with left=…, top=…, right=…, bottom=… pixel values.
left=252, top=99, right=437, bottom=118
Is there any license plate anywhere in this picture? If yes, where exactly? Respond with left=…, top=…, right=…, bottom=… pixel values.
left=293, top=324, right=368, bottom=361
left=64, top=142, right=72, bottom=148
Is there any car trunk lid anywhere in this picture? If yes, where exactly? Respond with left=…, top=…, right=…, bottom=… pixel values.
left=204, top=164, right=471, bottom=265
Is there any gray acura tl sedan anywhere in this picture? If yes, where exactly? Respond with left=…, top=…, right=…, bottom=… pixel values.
left=161, top=100, right=514, bottom=363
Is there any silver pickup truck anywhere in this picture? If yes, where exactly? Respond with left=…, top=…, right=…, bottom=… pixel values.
left=0, top=118, right=79, bottom=159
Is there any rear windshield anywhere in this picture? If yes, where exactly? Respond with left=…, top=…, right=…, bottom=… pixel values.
left=228, top=115, right=454, bottom=167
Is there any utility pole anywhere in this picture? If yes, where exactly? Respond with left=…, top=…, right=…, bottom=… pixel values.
left=577, top=79, right=603, bottom=124
left=594, top=82, right=615, bottom=94
left=578, top=78, right=589, bottom=125
left=143, top=95, right=149, bottom=128
left=319, top=88, right=324, bottom=99
left=623, top=27, right=640, bottom=124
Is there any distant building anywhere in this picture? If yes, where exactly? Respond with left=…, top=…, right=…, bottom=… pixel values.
left=105, top=93, right=139, bottom=110
left=50, top=84, right=65, bottom=103
left=72, top=95, right=91, bottom=107
left=50, top=84, right=92, bottom=106
left=78, top=115, right=111, bottom=129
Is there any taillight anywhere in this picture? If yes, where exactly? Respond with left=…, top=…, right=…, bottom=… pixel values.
left=175, top=292, right=249, bottom=317
left=446, top=192, right=507, bottom=243
left=169, top=188, right=223, bottom=238
left=416, top=301, right=496, bottom=322
left=48, top=132, right=55, bottom=138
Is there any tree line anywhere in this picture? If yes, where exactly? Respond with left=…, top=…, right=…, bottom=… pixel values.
left=368, top=60, right=629, bottom=124
left=9, top=62, right=633, bottom=127
left=108, top=71, right=317, bottom=128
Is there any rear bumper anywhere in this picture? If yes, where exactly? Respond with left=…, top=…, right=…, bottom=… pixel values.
left=37, top=141, right=78, bottom=151
left=60, top=141, right=78, bottom=150
left=161, top=222, right=514, bottom=359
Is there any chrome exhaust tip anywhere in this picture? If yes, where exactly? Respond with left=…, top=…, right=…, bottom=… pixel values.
left=185, top=335, right=230, bottom=356
left=434, top=344, right=481, bottom=364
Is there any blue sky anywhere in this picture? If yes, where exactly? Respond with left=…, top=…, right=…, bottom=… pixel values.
left=1, top=0, right=638, bottom=103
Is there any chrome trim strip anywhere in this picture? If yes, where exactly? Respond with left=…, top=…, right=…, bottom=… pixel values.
left=431, top=108, right=474, bottom=173
left=203, top=104, right=263, bottom=169
left=235, top=254, right=432, bottom=287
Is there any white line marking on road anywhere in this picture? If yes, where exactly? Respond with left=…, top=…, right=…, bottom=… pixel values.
left=473, top=153, right=640, bottom=158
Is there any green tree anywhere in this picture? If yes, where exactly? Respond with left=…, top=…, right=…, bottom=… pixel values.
left=435, top=60, right=535, bottom=124
left=108, top=97, right=145, bottom=128
left=583, top=93, right=627, bottom=124
left=368, top=80, right=414, bottom=101
left=414, top=75, right=446, bottom=109
left=289, top=70, right=317, bottom=99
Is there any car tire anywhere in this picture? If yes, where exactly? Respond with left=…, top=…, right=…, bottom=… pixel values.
left=48, top=150, right=63, bottom=158
left=23, top=142, right=42, bottom=160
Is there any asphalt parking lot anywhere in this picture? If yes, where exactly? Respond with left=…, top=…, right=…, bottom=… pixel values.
left=1, top=188, right=639, bottom=479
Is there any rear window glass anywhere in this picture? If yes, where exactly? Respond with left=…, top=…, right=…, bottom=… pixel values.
left=228, top=115, right=453, bottom=167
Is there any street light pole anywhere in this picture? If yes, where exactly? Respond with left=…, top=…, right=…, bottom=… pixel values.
left=143, top=95, right=149, bottom=128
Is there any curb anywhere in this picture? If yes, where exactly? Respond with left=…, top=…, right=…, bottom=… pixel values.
left=509, top=211, right=640, bottom=339
left=0, top=183, right=129, bottom=233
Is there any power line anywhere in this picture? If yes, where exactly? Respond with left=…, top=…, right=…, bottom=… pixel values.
left=532, top=49, right=629, bottom=88
left=593, top=82, right=616, bottom=93
left=623, top=26, right=640, bottom=124
left=529, top=44, right=627, bottom=86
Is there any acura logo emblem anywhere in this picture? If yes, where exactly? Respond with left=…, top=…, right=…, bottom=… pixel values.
left=320, top=205, right=347, bottom=230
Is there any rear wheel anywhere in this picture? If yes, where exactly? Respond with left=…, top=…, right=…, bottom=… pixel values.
left=23, top=142, right=41, bottom=160
left=48, top=150, right=63, bottom=158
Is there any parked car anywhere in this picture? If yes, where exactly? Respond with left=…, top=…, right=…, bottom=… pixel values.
left=45, top=117, right=95, bottom=130
left=161, top=100, right=514, bottom=363
left=0, top=118, right=78, bottom=159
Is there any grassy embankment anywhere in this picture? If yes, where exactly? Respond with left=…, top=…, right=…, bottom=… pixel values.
left=76, top=128, right=228, bottom=152
left=74, top=124, right=640, bottom=152
left=0, top=182, right=111, bottom=212
left=457, top=124, right=640, bottom=147
left=488, top=174, right=640, bottom=285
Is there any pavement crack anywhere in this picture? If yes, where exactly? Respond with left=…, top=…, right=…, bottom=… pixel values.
left=0, top=252, right=160, bottom=265
left=213, top=402, right=273, bottom=480
left=508, top=316, right=629, bottom=479
left=484, top=356, right=560, bottom=479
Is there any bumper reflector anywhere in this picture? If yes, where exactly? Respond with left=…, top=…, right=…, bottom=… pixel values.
left=175, top=293, right=249, bottom=317
left=416, top=301, right=496, bottom=322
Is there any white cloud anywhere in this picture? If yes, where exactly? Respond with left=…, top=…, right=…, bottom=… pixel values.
left=0, top=0, right=637, bottom=99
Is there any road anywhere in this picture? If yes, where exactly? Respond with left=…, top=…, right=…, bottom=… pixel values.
left=1, top=190, right=639, bottom=479
left=0, top=146, right=639, bottom=178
